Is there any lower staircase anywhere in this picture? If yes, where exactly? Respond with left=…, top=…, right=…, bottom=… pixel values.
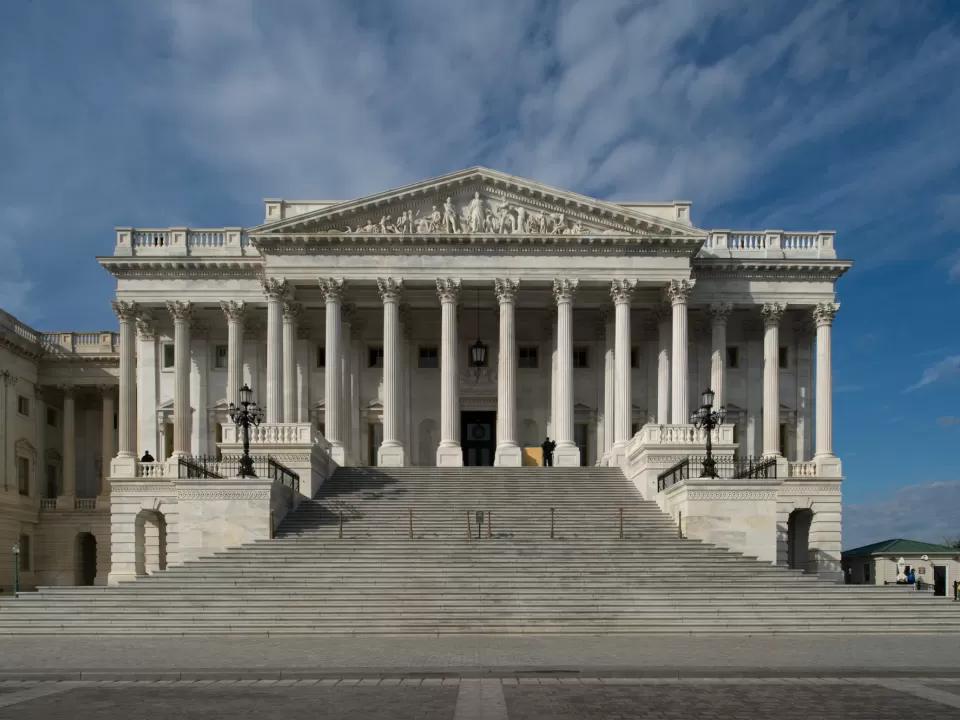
left=1, top=467, right=957, bottom=635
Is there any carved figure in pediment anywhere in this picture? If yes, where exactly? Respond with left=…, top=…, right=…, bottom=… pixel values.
left=551, top=212, right=567, bottom=234
left=379, top=215, right=392, bottom=234
left=443, top=197, right=459, bottom=233
left=393, top=211, right=408, bottom=234
left=514, top=206, right=527, bottom=234
left=535, top=211, right=547, bottom=234
left=467, top=192, right=485, bottom=233
left=495, top=197, right=514, bottom=234
left=483, top=211, right=496, bottom=233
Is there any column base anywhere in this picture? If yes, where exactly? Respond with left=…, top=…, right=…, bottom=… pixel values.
left=609, top=443, right=627, bottom=468
left=494, top=443, right=522, bottom=467
left=436, top=444, right=463, bottom=467
left=377, top=442, right=406, bottom=467
left=328, top=442, right=346, bottom=467
left=110, top=455, right=138, bottom=478
left=553, top=443, right=581, bottom=467
left=814, top=454, right=843, bottom=478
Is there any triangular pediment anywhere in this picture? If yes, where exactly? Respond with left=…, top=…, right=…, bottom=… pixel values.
left=250, top=167, right=705, bottom=238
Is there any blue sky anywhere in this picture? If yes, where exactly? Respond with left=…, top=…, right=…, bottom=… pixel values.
left=1, top=1, right=958, bottom=548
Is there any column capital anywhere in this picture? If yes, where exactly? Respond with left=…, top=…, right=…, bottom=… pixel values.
left=97, top=384, right=117, bottom=398
left=261, top=277, right=290, bottom=301
left=813, top=302, right=839, bottom=327
left=761, top=302, right=787, bottom=327
left=136, top=310, right=156, bottom=339
left=58, top=383, right=75, bottom=397
left=318, top=277, right=346, bottom=302
left=707, top=302, right=733, bottom=323
left=552, top=278, right=579, bottom=303
left=282, top=300, right=303, bottom=322
left=665, top=279, right=694, bottom=306
left=166, top=300, right=193, bottom=323
left=494, top=278, right=519, bottom=303
left=610, top=279, right=636, bottom=305
left=377, top=277, right=404, bottom=302
left=220, top=300, right=246, bottom=323
left=1, top=370, right=17, bottom=387
left=110, top=300, right=139, bottom=322
left=436, top=278, right=462, bottom=303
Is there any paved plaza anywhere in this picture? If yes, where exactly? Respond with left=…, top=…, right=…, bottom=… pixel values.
left=2, top=677, right=960, bottom=719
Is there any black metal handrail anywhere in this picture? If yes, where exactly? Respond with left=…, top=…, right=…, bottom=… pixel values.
left=657, top=455, right=777, bottom=491
left=181, top=454, right=300, bottom=492
left=178, top=457, right=223, bottom=479
left=267, top=457, right=300, bottom=494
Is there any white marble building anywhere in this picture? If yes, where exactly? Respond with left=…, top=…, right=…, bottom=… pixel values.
left=0, top=167, right=850, bottom=590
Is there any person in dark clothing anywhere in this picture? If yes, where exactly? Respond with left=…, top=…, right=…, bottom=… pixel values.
left=541, top=437, right=555, bottom=467
left=140, top=450, right=155, bottom=463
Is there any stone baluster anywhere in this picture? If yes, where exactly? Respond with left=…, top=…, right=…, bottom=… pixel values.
left=220, top=301, right=245, bottom=408
left=98, top=385, right=116, bottom=495
left=494, top=278, right=521, bottom=466
left=282, top=299, right=301, bottom=425
left=708, top=303, right=733, bottom=408
left=436, top=279, right=462, bottom=466
left=59, top=384, right=76, bottom=501
left=166, top=301, right=193, bottom=457
left=552, top=279, right=580, bottom=466
left=610, top=279, right=636, bottom=465
left=813, top=302, right=838, bottom=458
left=262, top=278, right=288, bottom=424
left=319, top=278, right=346, bottom=464
left=666, top=280, right=694, bottom=424
left=377, top=278, right=405, bottom=466
left=762, top=302, right=787, bottom=457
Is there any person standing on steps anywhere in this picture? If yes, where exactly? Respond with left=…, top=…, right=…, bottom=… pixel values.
left=541, top=437, right=555, bottom=467
left=140, top=450, right=155, bottom=463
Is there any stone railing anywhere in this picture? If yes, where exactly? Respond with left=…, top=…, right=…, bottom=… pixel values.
left=40, top=331, right=119, bottom=355
left=114, top=227, right=254, bottom=258
left=222, top=423, right=314, bottom=445
left=632, top=423, right=735, bottom=447
left=74, top=498, right=97, bottom=510
left=0, top=309, right=39, bottom=345
left=39, top=498, right=57, bottom=510
left=137, top=461, right=168, bottom=478
left=701, top=230, right=836, bottom=259
left=788, top=461, right=818, bottom=478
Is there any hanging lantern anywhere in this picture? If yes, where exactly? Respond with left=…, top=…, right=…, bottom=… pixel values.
left=470, top=337, right=487, bottom=369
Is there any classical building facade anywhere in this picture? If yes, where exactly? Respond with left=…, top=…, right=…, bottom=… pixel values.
left=0, top=167, right=850, bottom=590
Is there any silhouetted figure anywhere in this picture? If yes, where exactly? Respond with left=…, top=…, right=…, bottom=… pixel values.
left=541, top=437, right=556, bottom=467
left=140, top=450, right=155, bottom=463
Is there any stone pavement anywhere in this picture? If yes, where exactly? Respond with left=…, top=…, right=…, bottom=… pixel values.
left=1, top=678, right=960, bottom=719
left=2, top=634, right=960, bottom=680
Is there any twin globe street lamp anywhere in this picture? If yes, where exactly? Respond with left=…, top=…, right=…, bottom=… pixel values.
left=690, top=388, right=726, bottom=478
left=228, top=384, right=264, bottom=478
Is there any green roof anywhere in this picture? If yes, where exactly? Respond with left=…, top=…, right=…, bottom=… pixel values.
left=842, top=538, right=960, bottom=557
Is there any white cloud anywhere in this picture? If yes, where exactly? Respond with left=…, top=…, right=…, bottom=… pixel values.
left=845, top=481, right=960, bottom=550
left=905, top=355, right=960, bottom=392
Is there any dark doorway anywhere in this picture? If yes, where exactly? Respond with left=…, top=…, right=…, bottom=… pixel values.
left=787, top=508, right=814, bottom=573
left=76, top=533, right=97, bottom=586
left=462, top=411, right=496, bottom=466
left=933, top=565, right=947, bottom=597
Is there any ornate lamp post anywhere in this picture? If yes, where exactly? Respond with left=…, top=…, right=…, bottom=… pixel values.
left=12, top=543, right=20, bottom=599
left=228, top=384, right=264, bottom=478
left=690, top=388, right=726, bottom=478
left=469, top=287, right=487, bottom=381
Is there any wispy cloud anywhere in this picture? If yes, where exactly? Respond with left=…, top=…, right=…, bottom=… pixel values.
left=905, top=355, right=960, bottom=392
left=845, top=481, right=960, bottom=550
left=937, top=416, right=959, bottom=427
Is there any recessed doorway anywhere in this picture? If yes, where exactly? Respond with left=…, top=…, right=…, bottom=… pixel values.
left=461, top=411, right=496, bottom=467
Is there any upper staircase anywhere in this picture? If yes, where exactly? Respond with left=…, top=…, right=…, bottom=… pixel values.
left=1, top=466, right=957, bottom=635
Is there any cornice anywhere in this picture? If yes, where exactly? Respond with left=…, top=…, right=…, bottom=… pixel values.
left=97, top=257, right=264, bottom=279
left=692, top=258, right=853, bottom=281
left=0, top=335, right=42, bottom=362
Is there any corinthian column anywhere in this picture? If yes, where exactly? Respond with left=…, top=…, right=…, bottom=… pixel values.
left=377, top=278, right=405, bottom=466
left=708, top=303, right=733, bottom=408
left=166, top=301, right=193, bottom=458
left=60, top=384, right=76, bottom=500
left=109, top=300, right=139, bottom=477
left=654, top=303, right=671, bottom=424
left=436, top=278, right=462, bottom=466
left=667, top=280, right=694, bottom=424
left=762, top=302, right=787, bottom=457
left=261, top=278, right=288, bottom=424
left=813, top=302, right=838, bottom=458
left=340, top=303, right=355, bottom=461
left=282, top=300, right=301, bottom=425
left=220, top=301, right=245, bottom=408
left=495, top=278, right=521, bottom=466
left=610, top=279, right=636, bottom=465
left=552, top=278, right=580, bottom=466
left=601, top=309, right=615, bottom=465
left=98, top=385, right=116, bottom=494
left=319, top=278, right=346, bottom=464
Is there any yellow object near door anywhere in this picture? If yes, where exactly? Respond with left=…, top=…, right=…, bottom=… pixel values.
left=522, top=447, right=543, bottom=466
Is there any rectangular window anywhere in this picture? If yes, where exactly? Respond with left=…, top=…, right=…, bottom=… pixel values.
left=17, top=395, right=30, bottom=417
left=863, top=563, right=871, bottom=584
left=17, top=456, right=29, bottom=496
left=518, top=346, right=539, bottom=369
left=574, top=423, right=589, bottom=466
left=316, top=346, right=326, bottom=368
left=418, top=346, right=438, bottom=369
left=17, top=535, right=30, bottom=572
left=726, top=346, right=740, bottom=369
left=630, top=347, right=640, bottom=369
left=573, top=347, right=589, bottom=369
left=214, top=345, right=228, bottom=369
left=779, top=423, right=788, bottom=457
left=161, top=343, right=175, bottom=370
left=779, top=346, right=789, bottom=369
left=46, top=407, right=57, bottom=427
left=368, top=346, right=384, bottom=368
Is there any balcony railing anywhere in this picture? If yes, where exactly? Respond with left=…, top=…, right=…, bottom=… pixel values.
left=700, top=230, right=836, bottom=259
left=115, top=227, right=253, bottom=258
left=40, top=331, right=119, bottom=355
left=657, top=455, right=777, bottom=492
left=178, top=454, right=300, bottom=493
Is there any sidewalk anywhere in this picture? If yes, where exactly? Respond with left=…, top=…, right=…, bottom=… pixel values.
left=3, top=635, right=960, bottom=680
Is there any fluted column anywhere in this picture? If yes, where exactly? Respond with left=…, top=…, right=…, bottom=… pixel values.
left=708, top=303, right=732, bottom=408
left=282, top=300, right=301, bottom=424
left=340, top=303, right=355, bottom=463
left=553, top=279, right=580, bottom=466
left=319, top=278, right=345, bottom=464
left=377, top=278, right=405, bottom=466
left=98, top=385, right=115, bottom=495
left=60, top=384, right=76, bottom=499
left=436, top=279, right=462, bottom=466
left=667, top=280, right=693, bottom=424
left=167, top=301, right=193, bottom=458
left=262, top=278, right=288, bottom=424
left=610, top=279, right=636, bottom=465
left=814, top=303, right=838, bottom=457
left=220, top=302, right=245, bottom=410
left=601, top=310, right=615, bottom=465
left=110, top=301, right=138, bottom=477
left=654, top=304, right=671, bottom=425
left=495, top=278, right=521, bottom=466
left=762, top=302, right=787, bottom=457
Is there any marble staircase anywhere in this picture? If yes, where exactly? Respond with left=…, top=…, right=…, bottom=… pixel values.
left=0, top=467, right=958, bottom=635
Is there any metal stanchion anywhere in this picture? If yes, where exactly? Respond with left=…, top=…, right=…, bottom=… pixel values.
left=408, top=508, right=413, bottom=539
left=550, top=508, right=555, bottom=539
left=339, top=509, right=343, bottom=539
left=487, top=511, right=492, bottom=539
left=677, top=511, right=683, bottom=539
left=270, top=509, right=275, bottom=540
left=619, top=508, right=624, bottom=540
left=466, top=511, right=472, bottom=539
